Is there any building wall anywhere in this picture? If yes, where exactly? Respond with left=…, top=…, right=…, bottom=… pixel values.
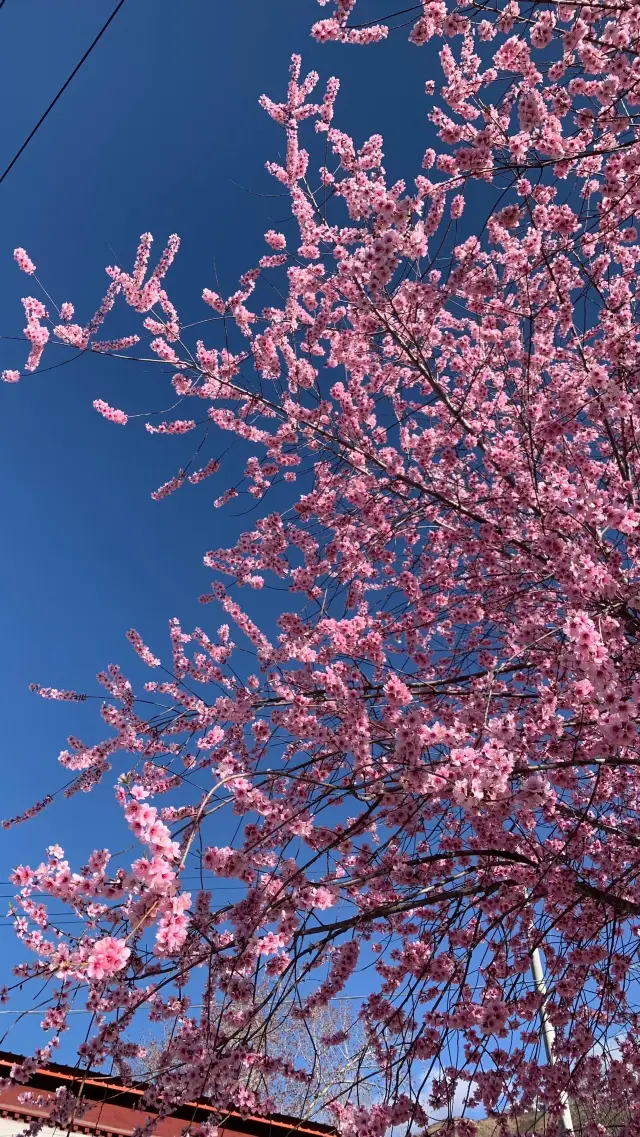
left=0, top=1118, right=60, bottom=1137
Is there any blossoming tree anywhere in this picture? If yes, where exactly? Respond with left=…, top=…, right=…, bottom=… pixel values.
left=4, top=0, right=640, bottom=1132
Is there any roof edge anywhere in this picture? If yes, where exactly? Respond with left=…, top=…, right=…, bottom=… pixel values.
left=0, top=1051, right=336, bottom=1137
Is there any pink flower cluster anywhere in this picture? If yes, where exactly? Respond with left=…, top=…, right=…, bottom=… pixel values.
left=13, top=248, right=35, bottom=275
left=85, top=936, right=130, bottom=980
left=93, top=399, right=128, bottom=425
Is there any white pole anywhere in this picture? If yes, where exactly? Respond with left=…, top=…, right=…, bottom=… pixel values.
left=530, top=944, right=574, bottom=1135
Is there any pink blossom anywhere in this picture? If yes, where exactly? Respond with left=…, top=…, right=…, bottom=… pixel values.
left=126, top=629, right=160, bottom=667
left=13, top=248, right=35, bottom=274
left=264, top=230, right=287, bottom=250
left=151, top=472, right=185, bottom=500
left=93, top=399, right=128, bottom=425
left=85, top=936, right=130, bottom=981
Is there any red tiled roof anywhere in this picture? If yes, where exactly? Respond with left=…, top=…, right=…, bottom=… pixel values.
left=0, top=1052, right=335, bottom=1137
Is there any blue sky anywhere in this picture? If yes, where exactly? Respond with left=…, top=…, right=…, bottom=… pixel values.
left=0, top=0, right=443, bottom=1057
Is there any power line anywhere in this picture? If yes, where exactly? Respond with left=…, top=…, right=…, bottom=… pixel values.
left=0, top=887, right=247, bottom=896
left=0, top=0, right=126, bottom=189
left=0, top=996, right=364, bottom=1015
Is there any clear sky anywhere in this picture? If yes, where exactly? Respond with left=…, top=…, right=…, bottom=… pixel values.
left=0, top=0, right=442, bottom=1057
